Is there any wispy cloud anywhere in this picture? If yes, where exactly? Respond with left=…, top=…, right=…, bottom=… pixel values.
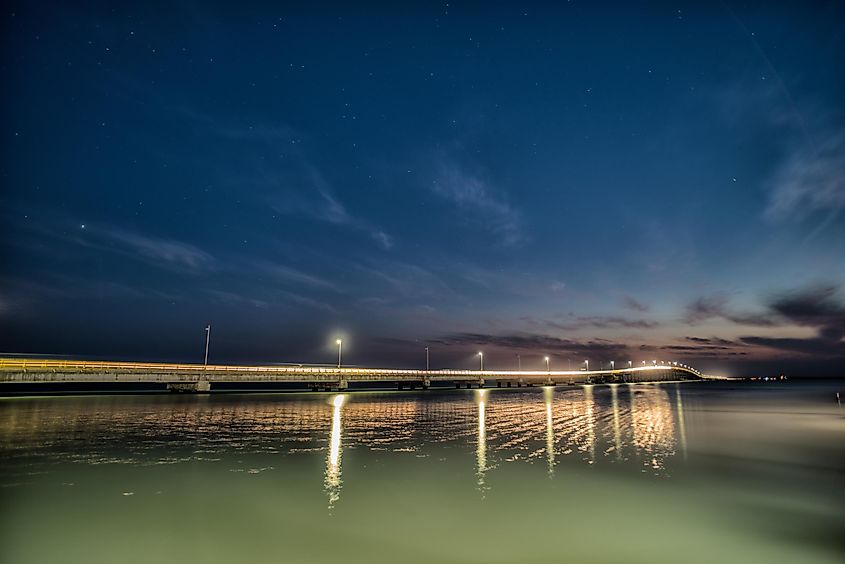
left=622, top=296, right=649, bottom=313
left=204, top=289, right=270, bottom=309
left=273, top=167, right=394, bottom=250
left=250, top=259, right=341, bottom=292
left=431, top=332, right=629, bottom=357
left=739, top=285, right=845, bottom=356
left=524, top=314, right=659, bottom=331
left=684, top=336, right=743, bottom=346
left=686, top=285, right=845, bottom=359
left=166, top=103, right=394, bottom=250
left=204, top=287, right=336, bottom=313
left=431, top=158, right=525, bottom=246
left=683, top=294, right=777, bottom=327
left=766, top=133, right=845, bottom=227
left=166, top=104, right=297, bottom=143
left=82, top=226, right=215, bottom=272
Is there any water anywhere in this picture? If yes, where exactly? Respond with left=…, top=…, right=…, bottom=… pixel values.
left=1, top=381, right=843, bottom=563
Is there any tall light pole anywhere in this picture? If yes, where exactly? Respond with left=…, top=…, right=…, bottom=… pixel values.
left=545, top=356, right=550, bottom=372
left=610, top=360, right=615, bottom=371
left=204, top=325, right=211, bottom=366
left=478, top=351, right=484, bottom=371
left=425, top=347, right=430, bottom=371
left=584, top=359, right=589, bottom=371
left=517, top=354, right=521, bottom=370
left=628, top=360, right=633, bottom=368
left=336, top=339, right=343, bottom=368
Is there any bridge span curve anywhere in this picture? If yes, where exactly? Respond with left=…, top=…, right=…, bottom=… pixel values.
left=0, top=358, right=704, bottom=392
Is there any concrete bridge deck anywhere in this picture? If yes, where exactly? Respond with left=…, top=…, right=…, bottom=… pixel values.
left=0, top=358, right=704, bottom=392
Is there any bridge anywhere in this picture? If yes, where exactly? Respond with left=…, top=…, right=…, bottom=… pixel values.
left=0, top=357, right=704, bottom=392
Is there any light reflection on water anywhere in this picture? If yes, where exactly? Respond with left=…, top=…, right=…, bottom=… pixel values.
left=2, top=381, right=844, bottom=563
left=0, top=385, right=739, bottom=498
left=544, top=387, right=554, bottom=477
left=475, top=389, right=488, bottom=496
left=324, top=394, right=345, bottom=510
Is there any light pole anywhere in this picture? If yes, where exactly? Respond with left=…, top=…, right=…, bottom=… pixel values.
left=478, top=351, right=484, bottom=371
left=425, top=347, right=430, bottom=371
left=336, top=339, right=343, bottom=368
left=628, top=360, right=633, bottom=368
left=584, top=359, right=589, bottom=371
left=517, top=354, right=521, bottom=370
left=545, top=356, right=550, bottom=372
left=610, top=360, right=615, bottom=371
left=204, top=325, right=211, bottom=366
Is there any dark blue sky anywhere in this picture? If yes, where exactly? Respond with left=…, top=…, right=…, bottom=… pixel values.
left=2, top=1, right=844, bottom=376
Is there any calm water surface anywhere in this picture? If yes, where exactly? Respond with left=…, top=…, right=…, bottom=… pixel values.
left=1, top=381, right=844, bottom=563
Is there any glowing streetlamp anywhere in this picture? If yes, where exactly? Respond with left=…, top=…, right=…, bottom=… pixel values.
left=545, top=356, right=550, bottom=372
left=336, top=339, right=343, bottom=368
left=628, top=360, right=633, bottom=368
left=478, top=351, right=484, bottom=371
left=610, top=360, right=615, bottom=371
left=425, top=347, right=430, bottom=370
left=204, top=325, right=211, bottom=366
left=584, top=359, right=589, bottom=371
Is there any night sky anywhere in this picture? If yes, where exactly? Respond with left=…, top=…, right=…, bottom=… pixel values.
left=2, top=2, right=844, bottom=376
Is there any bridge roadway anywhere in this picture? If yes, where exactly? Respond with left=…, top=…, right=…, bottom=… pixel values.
left=0, top=358, right=703, bottom=392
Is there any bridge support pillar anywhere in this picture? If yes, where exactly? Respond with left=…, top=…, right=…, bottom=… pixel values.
left=167, top=380, right=211, bottom=393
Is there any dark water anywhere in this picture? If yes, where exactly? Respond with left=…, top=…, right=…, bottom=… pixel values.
left=1, top=381, right=844, bottom=563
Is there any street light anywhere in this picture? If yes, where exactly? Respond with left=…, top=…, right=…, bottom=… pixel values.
left=478, top=351, right=484, bottom=371
left=610, top=360, right=615, bottom=371
left=628, top=360, right=633, bottom=368
left=517, top=354, right=521, bottom=370
left=425, top=347, right=430, bottom=370
left=204, top=325, right=211, bottom=366
left=336, top=339, right=343, bottom=368
left=584, top=359, right=589, bottom=371
left=545, top=356, right=550, bottom=372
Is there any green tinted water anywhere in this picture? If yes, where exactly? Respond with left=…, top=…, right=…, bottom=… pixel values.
left=1, top=382, right=843, bottom=563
